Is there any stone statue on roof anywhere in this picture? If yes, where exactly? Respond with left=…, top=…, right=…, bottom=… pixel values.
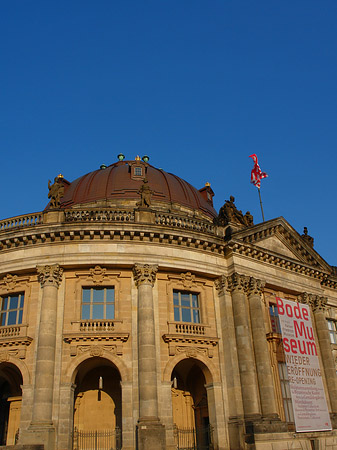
left=137, top=178, right=152, bottom=208
left=48, top=175, right=65, bottom=208
left=214, top=196, right=254, bottom=227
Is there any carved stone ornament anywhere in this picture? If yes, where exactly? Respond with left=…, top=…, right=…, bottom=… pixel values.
left=181, top=272, right=195, bottom=289
left=298, top=293, right=327, bottom=312
left=89, top=266, right=106, bottom=284
left=48, top=175, right=65, bottom=208
left=0, top=351, right=9, bottom=362
left=246, top=277, right=265, bottom=296
left=37, top=264, right=63, bottom=288
left=133, top=264, right=158, bottom=287
left=226, top=272, right=249, bottom=293
left=214, top=275, right=227, bottom=296
left=75, top=344, right=118, bottom=357
left=3, top=274, right=18, bottom=291
left=136, top=178, right=153, bottom=208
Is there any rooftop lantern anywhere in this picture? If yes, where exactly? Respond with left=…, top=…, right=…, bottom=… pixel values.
left=142, top=155, right=149, bottom=163
left=117, top=153, right=125, bottom=161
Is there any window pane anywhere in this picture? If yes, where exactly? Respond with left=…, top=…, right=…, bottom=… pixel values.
left=93, top=289, right=104, bottom=303
left=181, top=294, right=190, bottom=307
left=7, top=311, right=17, bottom=325
left=106, top=304, right=114, bottom=319
left=82, top=304, right=90, bottom=320
left=18, top=310, right=23, bottom=324
left=174, top=307, right=180, bottom=322
left=192, top=295, right=199, bottom=308
left=193, top=309, right=200, bottom=323
left=2, top=297, right=8, bottom=310
left=106, top=288, right=114, bottom=302
left=82, top=289, right=91, bottom=303
left=181, top=308, right=191, bottom=322
left=19, top=295, right=24, bottom=308
left=9, top=296, right=18, bottom=309
left=173, top=292, right=179, bottom=306
left=1, top=313, right=6, bottom=326
left=92, top=304, right=104, bottom=319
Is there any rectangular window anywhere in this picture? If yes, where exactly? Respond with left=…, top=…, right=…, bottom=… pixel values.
left=327, top=319, right=337, bottom=344
left=173, top=290, right=200, bottom=323
left=278, top=362, right=294, bottom=423
left=269, top=304, right=281, bottom=333
left=81, top=287, right=115, bottom=320
left=0, top=293, right=24, bottom=326
left=134, top=167, right=142, bottom=176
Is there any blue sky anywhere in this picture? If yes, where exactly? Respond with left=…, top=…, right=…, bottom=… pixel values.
left=1, top=1, right=336, bottom=265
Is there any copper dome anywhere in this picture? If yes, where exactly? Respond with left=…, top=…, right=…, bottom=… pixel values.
left=52, top=160, right=217, bottom=219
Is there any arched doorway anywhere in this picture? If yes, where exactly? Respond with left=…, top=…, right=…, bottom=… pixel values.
left=73, top=357, right=122, bottom=450
left=0, top=363, right=23, bottom=445
left=171, top=358, right=212, bottom=450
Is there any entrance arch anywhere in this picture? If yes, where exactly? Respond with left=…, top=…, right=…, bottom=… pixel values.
left=73, top=357, right=122, bottom=449
left=0, top=363, right=23, bottom=445
left=171, top=358, right=213, bottom=450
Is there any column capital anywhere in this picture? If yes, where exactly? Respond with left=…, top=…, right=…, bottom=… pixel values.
left=298, top=293, right=327, bottom=312
left=214, top=275, right=227, bottom=296
left=226, top=272, right=249, bottom=293
left=36, top=264, right=63, bottom=288
left=247, top=277, right=265, bottom=296
left=133, top=264, right=158, bottom=287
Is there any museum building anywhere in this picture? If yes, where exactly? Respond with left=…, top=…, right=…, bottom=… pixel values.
left=0, top=155, right=336, bottom=450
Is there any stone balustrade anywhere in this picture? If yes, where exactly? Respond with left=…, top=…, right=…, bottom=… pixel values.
left=0, top=213, right=42, bottom=231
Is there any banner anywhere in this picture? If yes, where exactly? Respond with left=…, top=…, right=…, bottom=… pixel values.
left=276, top=297, right=332, bottom=432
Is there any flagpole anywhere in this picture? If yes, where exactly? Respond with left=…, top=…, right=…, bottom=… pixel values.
left=258, top=188, right=265, bottom=222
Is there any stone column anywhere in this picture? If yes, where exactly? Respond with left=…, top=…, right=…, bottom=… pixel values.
left=20, top=264, right=63, bottom=449
left=215, top=276, right=245, bottom=450
left=247, top=277, right=278, bottom=419
left=133, top=264, right=166, bottom=450
left=32, top=264, right=63, bottom=425
left=227, top=273, right=260, bottom=419
left=299, top=293, right=337, bottom=422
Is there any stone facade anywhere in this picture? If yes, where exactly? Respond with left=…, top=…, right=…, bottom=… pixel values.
left=0, top=158, right=336, bottom=449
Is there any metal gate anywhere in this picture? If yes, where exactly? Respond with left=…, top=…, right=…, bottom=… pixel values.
left=174, top=425, right=213, bottom=450
left=73, top=427, right=122, bottom=450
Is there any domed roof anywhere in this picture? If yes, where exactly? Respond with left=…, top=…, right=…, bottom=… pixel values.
left=54, top=160, right=217, bottom=219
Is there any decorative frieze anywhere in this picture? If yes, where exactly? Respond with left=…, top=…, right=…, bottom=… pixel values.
left=163, top=333, right=218, bottom=359
left=133, top=264, right=158, bottom=287
left=37, top=264, right=63, bottom=288
left=70, top=344, right=122, bottom=357
left=0, top=348, right=27, bottom=361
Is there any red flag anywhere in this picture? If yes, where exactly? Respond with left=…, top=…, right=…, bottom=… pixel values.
left=249, top=154, right=268, bottom=189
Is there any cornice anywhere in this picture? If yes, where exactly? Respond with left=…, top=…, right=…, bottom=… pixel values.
left=0, top=224, right=226, bottom=256
left=63, top=333, right=129, bottom=344
left=162, top=333, right=218, bottom=347
left=228, top=241, right=331, bottom=282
